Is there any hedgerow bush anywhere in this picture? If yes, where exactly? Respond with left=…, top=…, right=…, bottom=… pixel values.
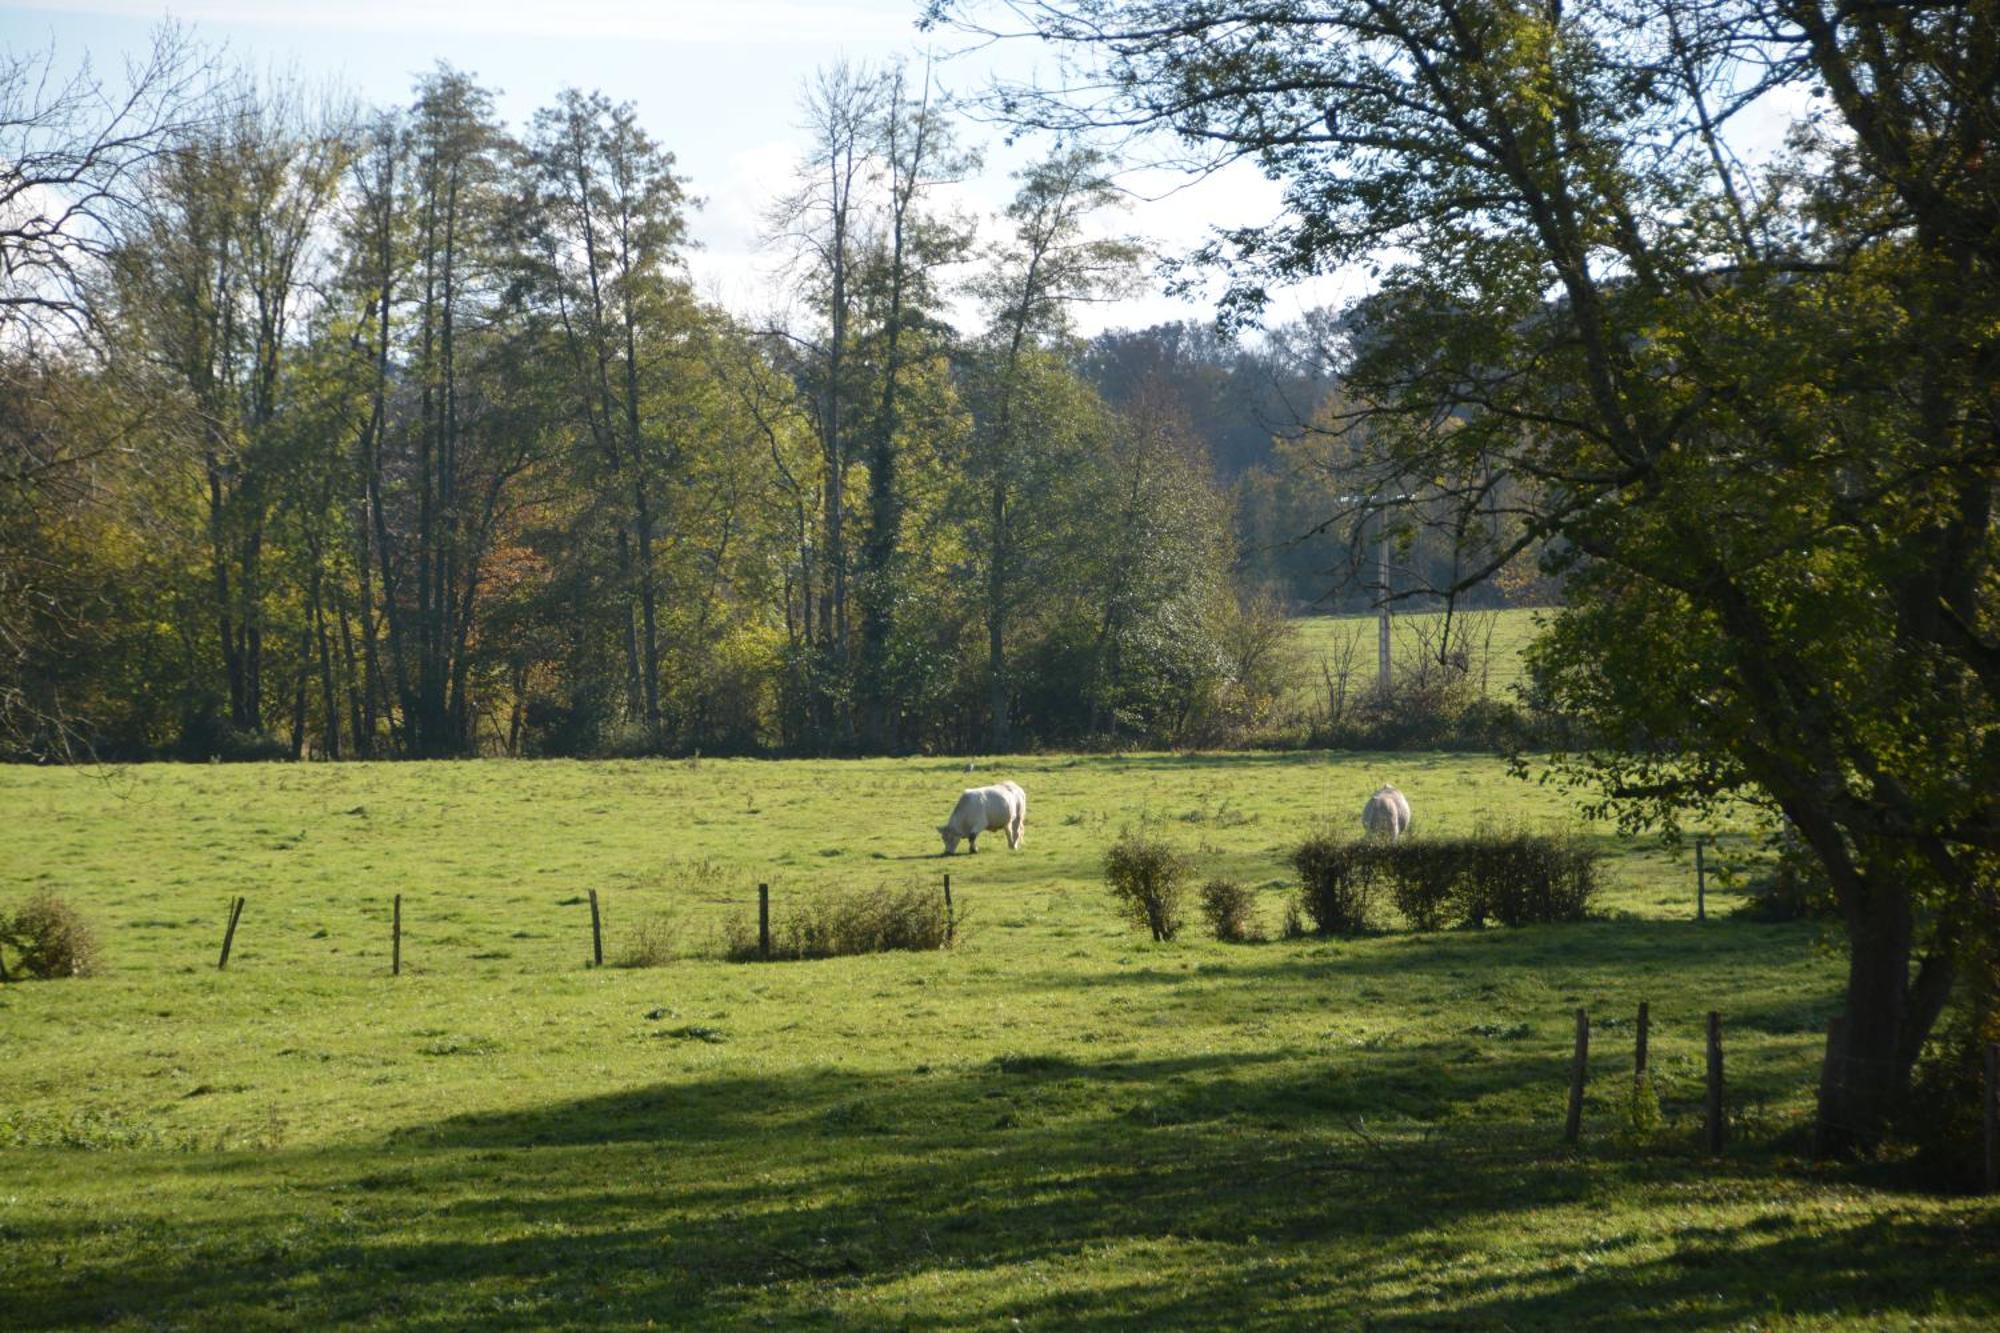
left=0, top=892, right=101, bottom=979
left=613, top=911, right=685, bottom=968
left=1291, top=833, right=1379, bottom=935
left=1384, top=842, right=1462, bottom=931
left=1464, top=831, right=1599, bottom=926
left=1104, top=826, right=1190, bottom=942
left=1198, top=878, right=1260, bottom=942
left=723, top=882, right=951, bottom=961
left=1287, top=830, right=1600, bottom=936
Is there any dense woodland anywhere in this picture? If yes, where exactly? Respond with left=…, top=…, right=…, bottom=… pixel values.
left=2, top=38, right=1536, bottom=764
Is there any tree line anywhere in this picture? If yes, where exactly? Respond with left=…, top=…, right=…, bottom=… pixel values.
left=2, top=36, right=1428, bottom=763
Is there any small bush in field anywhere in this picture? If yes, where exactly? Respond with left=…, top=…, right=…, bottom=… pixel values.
left=722, top=881, right=950, bottom=962
left=1198, top=878, right=1259, bottom=942
left=1465, top=831, right=1599, bottom=925
left=1104, top=827, right=1190, bottom=942
left=1291, top=833, right=1377, bottom=935
left=613, top=911, right=684, bottom=968
left=1384, top=842, right=1463, bottom=931
left=0, top=892, right=101, bottom=979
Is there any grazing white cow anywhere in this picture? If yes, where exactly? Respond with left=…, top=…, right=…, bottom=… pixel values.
left=1361, top=784, right=1412, bottom=842
left=939, top=781, right=1027, bottom=855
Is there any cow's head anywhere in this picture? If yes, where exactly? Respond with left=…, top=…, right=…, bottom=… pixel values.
left=938, top=825, right=960, bottom=856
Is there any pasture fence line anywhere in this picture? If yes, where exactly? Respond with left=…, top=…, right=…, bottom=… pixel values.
left=588, top=890, right=604, bottom=967
left=1695, top=835, right=1709, bottom=922
left=216, top=896, right=244, bottom=970
left=1564, top=1008, right=1589, bottom=1144
left=758, top=884, right=771, bottom=960
left=1635, top=1000, right=1650, bottom=1086
left=1560, top=1000, right=1728, bottom=1157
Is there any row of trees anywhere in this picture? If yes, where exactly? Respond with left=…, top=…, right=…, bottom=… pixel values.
left=2, top=36, right=1315, bottom=762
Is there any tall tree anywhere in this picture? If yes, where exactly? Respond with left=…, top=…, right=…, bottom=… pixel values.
left=855, top=60, right=976, bottom=751
left=111, top=77, right=346, bottom=740
left=969, top=143, right=1139, bottom=749
left=526, top=87, right=691, bottom=745
left=768, top=63, right=883, bottom=746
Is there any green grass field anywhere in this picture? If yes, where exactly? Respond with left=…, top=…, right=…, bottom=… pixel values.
left=1289, top=607, right=1545, bottom=710
left=2, top=755, right=1994, bottom=1329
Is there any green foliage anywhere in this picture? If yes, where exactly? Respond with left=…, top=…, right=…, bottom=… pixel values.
left=1291, top=830, right=1599, bottom=936
left=612, top=911, right=684, bottom=969
left=1620, top=1074, right=1666, bottom=1148
left=1196, top=877, right=1259, bottom=943
left=1290, top=831, right=1378, bottom=936
left=1102, top=825, right=1190, bottom=941
left=1, top=891, right=101, bottom=979
left=725, top=881, right=952, bottom=962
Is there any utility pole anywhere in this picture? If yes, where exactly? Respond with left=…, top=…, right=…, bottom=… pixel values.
left=1376, top=515, right=1392, bottom=696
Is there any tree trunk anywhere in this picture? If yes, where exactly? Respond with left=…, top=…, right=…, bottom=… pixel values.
left=986, top=469, right=1011, bottom=752
left=1815, top=866, right=1959, bottom=1154
left=312, top=564, right=340, bottom=761
left=633, top=479, right=663, bottom=743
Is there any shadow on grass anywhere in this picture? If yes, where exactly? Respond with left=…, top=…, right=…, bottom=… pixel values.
left=9, top=1040, right=1996, bottom=1329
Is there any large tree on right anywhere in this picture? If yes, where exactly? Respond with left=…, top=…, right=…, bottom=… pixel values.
left=928, top=0, right=1999, bottom=1152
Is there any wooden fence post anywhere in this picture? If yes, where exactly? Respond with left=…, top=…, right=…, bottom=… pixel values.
left=1985, top=1042, right=1997, bottom=1194
left=1565, top=1007, right=1589, bottom=1144
left=943, top=872, right=955, bottom=947
left=1812, top=1015, right=1847, bottom=1161
left=217, top=895, right=244, bottom=970
left=1635, top=1000, right=1649, bottom=1085
left=588, top=889, right=603, bottom=968
left=1705, top=1010, right=1725, bottom=1155
left=758, top=883, right=770, bottom=960
left=392, top=894, right=402, bottom=977
left=1695, top=836, right=1707, bottom=922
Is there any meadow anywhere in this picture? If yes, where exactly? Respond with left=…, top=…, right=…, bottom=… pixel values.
left=1286, top=608, right=1544, bottom=718
left=1, top=753, right=1994, bottom=1329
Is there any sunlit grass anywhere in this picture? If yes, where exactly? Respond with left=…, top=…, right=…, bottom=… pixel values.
left=0, top=755, right=1991, bottom=1328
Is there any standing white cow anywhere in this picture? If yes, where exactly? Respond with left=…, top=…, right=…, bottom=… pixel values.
left=1361, top=784, right=1411, bottom=842
left=938, top=781, right=1027, bottom=855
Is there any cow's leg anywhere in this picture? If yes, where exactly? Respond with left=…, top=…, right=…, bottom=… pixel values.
left=968, top=833, right=977, bottom=853
left=1008, top=815, right=1022, bottom=849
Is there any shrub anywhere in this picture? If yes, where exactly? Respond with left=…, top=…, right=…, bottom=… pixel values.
left=0, top=892, right=101, bottom=979
left=1620, top=1073, right=1665, bottom=1147
left=1291, top=832, right=1378, bottom=935
left=613, top=911, right=683, bottom=968
left=1285, top=829, right=1599, bottom=936
left=1198, top=878, right=1260, bottom=942
left=1465, top=831, right=1599, bottom=925
left=1895, top=946, right=1998, bottom=1185
left=1103, top=827, right=1190, bottom=942
left=1384, top=842, right=1464, bottom=931
left=723, top=881, right=951, bottom=962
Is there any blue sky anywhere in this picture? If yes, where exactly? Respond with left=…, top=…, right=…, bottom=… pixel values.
left=2, top=0, right=1307, bottom=333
